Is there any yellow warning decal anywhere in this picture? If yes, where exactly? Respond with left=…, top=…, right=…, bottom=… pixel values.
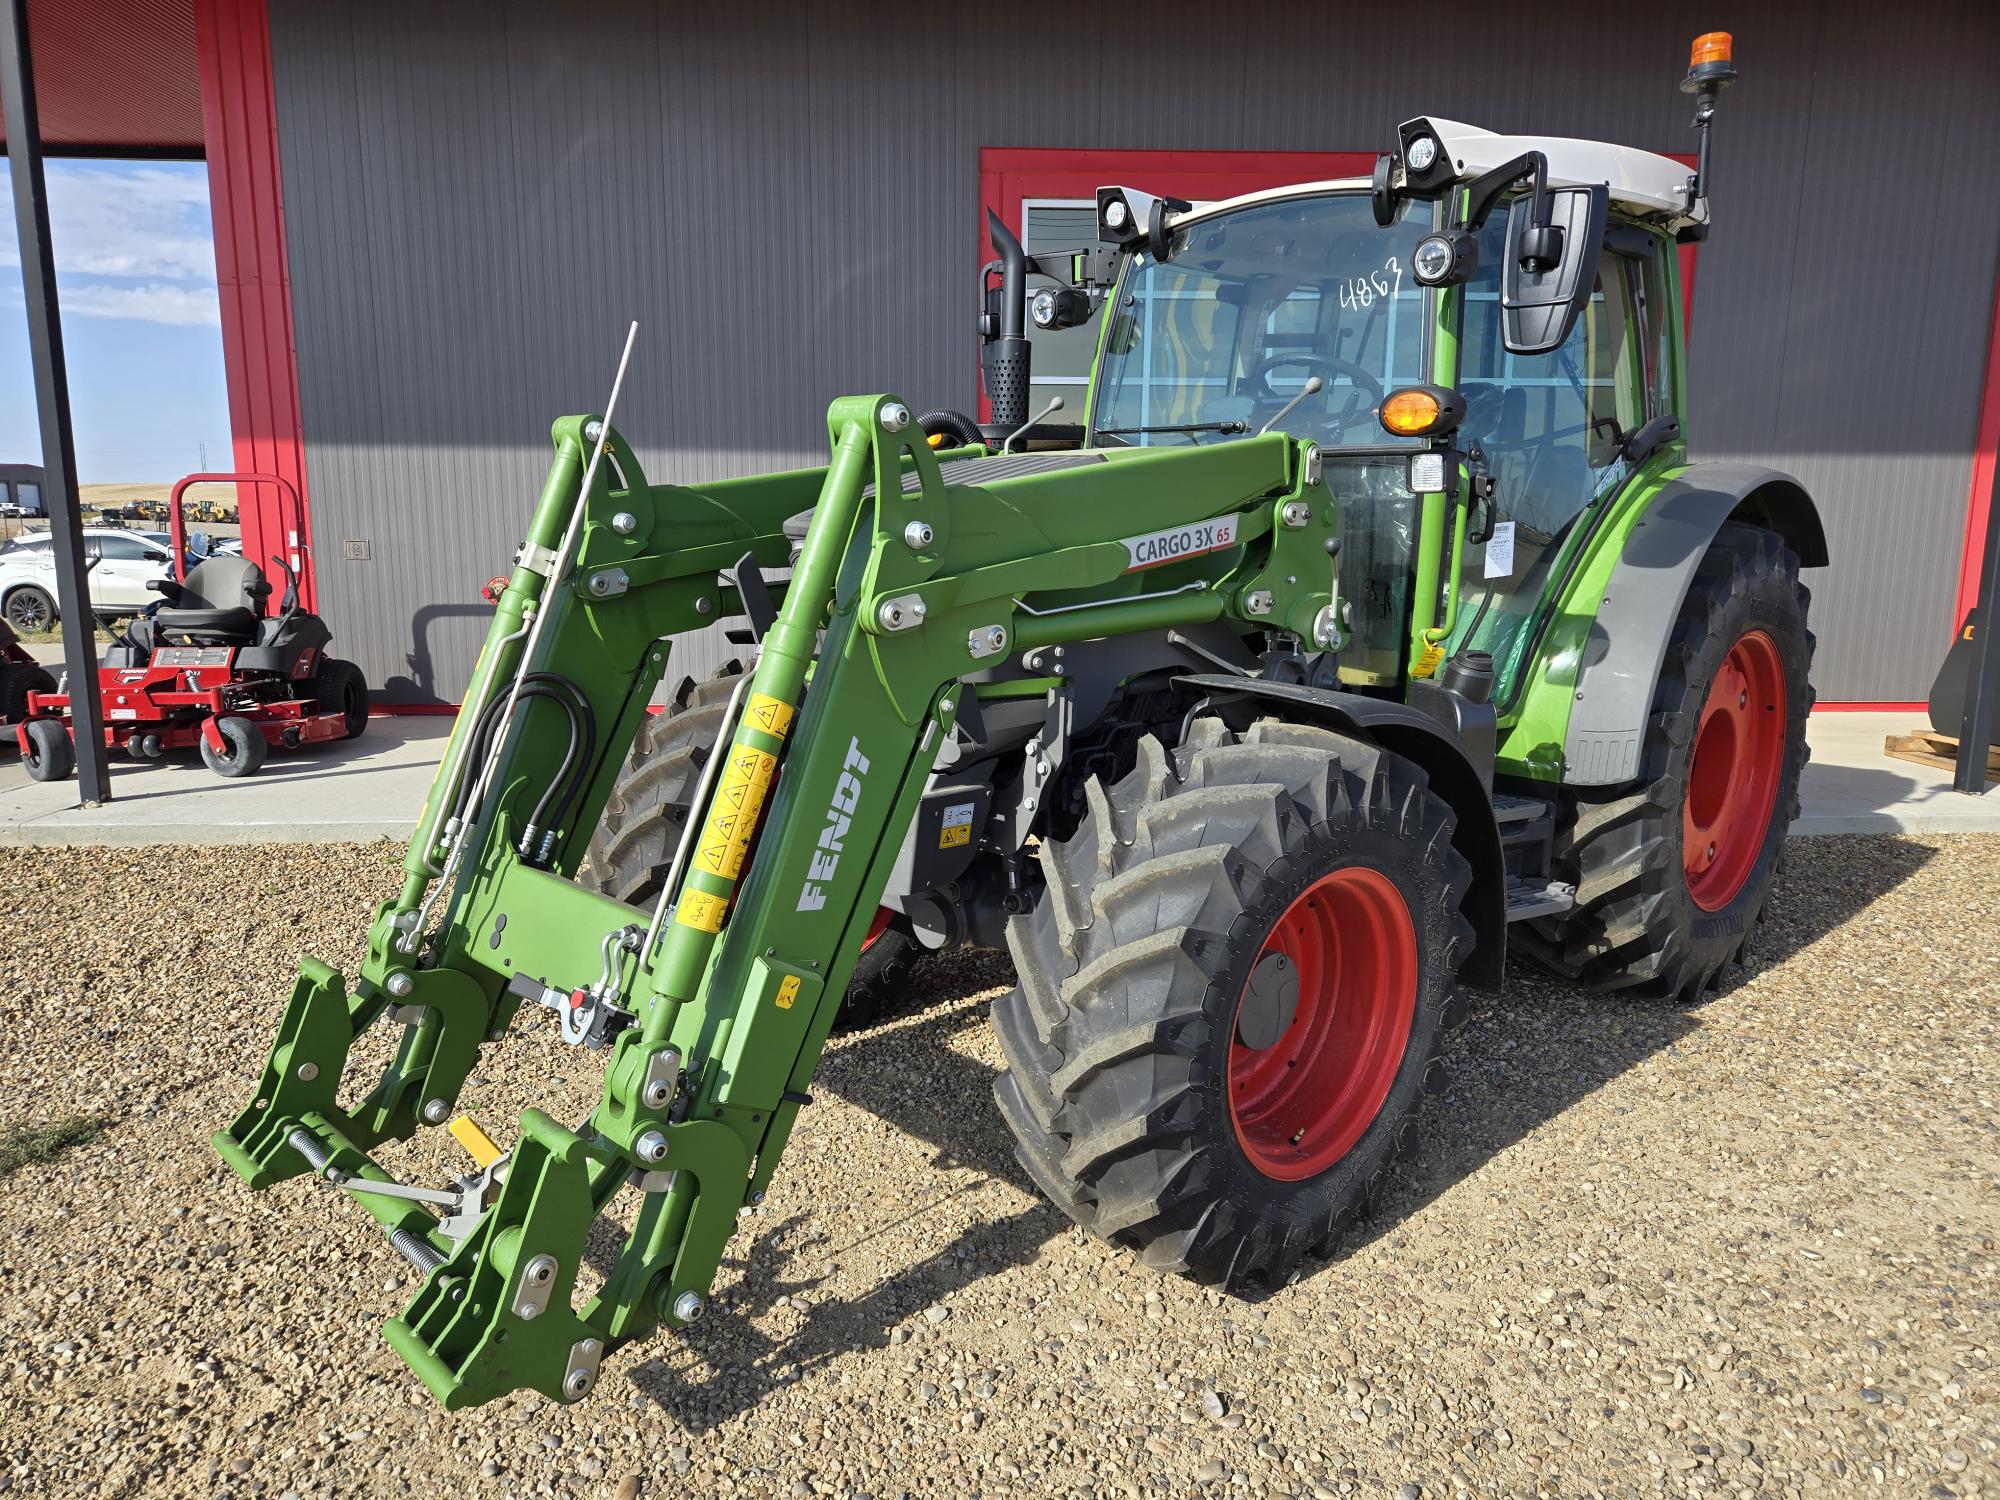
left=1411, top=641, right=1445, bottom=680
left=746, top=693, right=795, bottom=739
left=694, top=743, right=778, bottom=881
left=938, top=800, right=976, bottom=849
left=774, top=974, right=801, bottom=1010
left=676, top=889, right=730, bottom=932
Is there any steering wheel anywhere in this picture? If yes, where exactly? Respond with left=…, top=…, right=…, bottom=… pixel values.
left=1246, top=353, right=1384, bottom=436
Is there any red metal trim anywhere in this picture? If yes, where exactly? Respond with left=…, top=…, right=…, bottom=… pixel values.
left=977, top=148, right=1376, bottom=423
left=192, top=0, right=314, bottom=612
left=1958, top=267, right=2000, bottom=625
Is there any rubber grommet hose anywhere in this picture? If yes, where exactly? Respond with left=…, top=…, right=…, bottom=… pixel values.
left=917, top=410, right=985, bottom=451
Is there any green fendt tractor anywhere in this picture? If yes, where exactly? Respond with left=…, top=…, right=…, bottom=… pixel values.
left=218, top=36, right=1823, bottom=1409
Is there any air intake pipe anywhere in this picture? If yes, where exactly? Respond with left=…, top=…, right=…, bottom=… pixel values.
left=980, top=210, right=1031, bottom=430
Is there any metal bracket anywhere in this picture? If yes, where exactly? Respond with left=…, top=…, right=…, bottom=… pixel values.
left=967, top=624, right=1008, bottom=659
left=585, top=567, right=629, bottom=599
left=512, top=1252, right=559, bottom=1321
left=516, top=540, right=559, bottom=577
left=561, top=1337, right=604, bottom=1402
left=876, top=593, right=928, bottom=631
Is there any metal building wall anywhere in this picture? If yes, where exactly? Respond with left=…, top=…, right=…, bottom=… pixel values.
left=267, top=0, right=2000, bottom=704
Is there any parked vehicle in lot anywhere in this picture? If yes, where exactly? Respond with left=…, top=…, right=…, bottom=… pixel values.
left=0, top=527, right=175, bottom=632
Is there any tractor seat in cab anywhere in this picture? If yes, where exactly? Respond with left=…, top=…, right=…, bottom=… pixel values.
left=148, top=554, right=271, bottom=644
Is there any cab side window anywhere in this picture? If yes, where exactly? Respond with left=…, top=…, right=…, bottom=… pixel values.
left=1450, top=220, right=1652, bottom=697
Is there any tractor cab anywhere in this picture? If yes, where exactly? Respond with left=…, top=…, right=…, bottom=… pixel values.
left=984, top=62, right=1728, bottom=714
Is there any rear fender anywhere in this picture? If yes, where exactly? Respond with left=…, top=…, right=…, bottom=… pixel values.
left=1177, top=674, right=1506, bottom=990
left=1560, top=463, right=1825, bottom=786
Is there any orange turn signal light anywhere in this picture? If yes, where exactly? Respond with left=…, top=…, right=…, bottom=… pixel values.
left=927, top=432, right=948, bottom=449
left=1689, top=30, right=1732, bottom=68
left=1381, top=389, right=1442, bottom=436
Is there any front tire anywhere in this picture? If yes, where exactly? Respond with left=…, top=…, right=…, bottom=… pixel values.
left=992, top=717, right=1474, bottom=1288
left=21, top=718, right=74, bottom=782
left=584, top=662, right=916, bottom=1029
left=201, top=715, right=269, bottom=778
left=1527, top=522, right=1813, bottom=999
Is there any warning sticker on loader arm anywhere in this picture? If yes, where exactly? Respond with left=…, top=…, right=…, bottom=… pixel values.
left=676, top=889, right=730, bottom=932
left=746, top=693, right=795, bottom=739
left=692, top=742, right=778, bottom=883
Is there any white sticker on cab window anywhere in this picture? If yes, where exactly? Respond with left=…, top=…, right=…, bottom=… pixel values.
left=1483, top=521, right=1516, bottom=580
left=1121, top=516, right=1239, bottom=572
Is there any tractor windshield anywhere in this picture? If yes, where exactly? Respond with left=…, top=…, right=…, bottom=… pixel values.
left=1090, top=192, right=1432, bottom=450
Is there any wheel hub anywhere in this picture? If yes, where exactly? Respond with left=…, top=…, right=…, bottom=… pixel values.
left=1683, top=629, right=1787, bottom=911
left=1228, top=866, right=1418, bottom=1182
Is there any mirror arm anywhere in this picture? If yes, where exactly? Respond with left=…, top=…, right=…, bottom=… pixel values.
left=1460, top=151, right=1552, bottom=235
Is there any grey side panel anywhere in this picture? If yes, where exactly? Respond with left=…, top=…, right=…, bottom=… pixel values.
left=267, top=0, right=2000, bottom=704
left=1565, top=464, right=1810, bottom=786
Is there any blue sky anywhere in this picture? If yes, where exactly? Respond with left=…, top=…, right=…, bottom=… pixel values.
left=0, top=158, right=233, bottom=484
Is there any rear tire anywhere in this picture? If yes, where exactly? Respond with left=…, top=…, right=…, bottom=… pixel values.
left=1526, top=522, right=1813, bottom=999
left=314, top=657, right=370, bottom=739
left=201, top=715, right=269, bottom=778
left=992, top=717, right=1474, bottom=1288
left=584, top=661, right=915, bottom=1029
left=21, top=718, right=74, bottom=782
left=0, top=663, right=55, bottom=725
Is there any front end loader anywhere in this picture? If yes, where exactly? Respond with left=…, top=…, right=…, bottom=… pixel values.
left=218, top=33, right=1824, bottom=1409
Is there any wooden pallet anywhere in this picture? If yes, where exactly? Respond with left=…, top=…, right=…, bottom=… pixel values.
left=1883, top=728, right=2000, bottom=782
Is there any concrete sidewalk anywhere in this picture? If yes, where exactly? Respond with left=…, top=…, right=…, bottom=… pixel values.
left=0, top=717, right=450, bottom=845
left=0, top=708, right=1993, bottom=846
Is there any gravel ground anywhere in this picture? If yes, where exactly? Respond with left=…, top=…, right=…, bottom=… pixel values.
left=0, top=834, right=1995, bottom=1500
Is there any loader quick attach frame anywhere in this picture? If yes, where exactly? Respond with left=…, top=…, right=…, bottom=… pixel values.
left=215, top=394, right=1337, bottom=1410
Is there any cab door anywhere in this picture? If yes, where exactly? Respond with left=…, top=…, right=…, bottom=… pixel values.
left=1446, top=222, right=1664, bottom=705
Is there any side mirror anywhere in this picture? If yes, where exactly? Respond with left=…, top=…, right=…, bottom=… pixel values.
left=1500, top=184, right=1609, bottom=355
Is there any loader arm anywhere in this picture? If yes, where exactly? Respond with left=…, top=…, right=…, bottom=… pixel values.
left=216, top=394, right=1334, bottom=1409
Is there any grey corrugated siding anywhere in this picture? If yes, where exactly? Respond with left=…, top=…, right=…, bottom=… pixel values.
left=270, top=0, right=2000, bottom=704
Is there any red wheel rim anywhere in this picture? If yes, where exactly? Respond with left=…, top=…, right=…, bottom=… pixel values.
left=1683, top=629, right=1787, bottom=911
left=1228, top=866, right=1418, bottom=1181
left=861, top=908, right=893, bottom=951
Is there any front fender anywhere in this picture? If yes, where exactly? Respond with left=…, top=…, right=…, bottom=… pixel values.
left=1562, top=463, right=1827, bottom=786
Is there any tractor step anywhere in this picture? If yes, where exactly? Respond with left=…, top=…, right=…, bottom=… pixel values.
left=1490, top=792, right=1548, bottom=824
left=1504, top=877, right=1576, bottom=922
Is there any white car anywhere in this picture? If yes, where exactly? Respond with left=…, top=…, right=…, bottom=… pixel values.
left=0, top=528, right=175, bottom=633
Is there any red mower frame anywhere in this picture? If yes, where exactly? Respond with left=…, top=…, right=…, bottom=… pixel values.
left=14, top=472, right=361, bottom=779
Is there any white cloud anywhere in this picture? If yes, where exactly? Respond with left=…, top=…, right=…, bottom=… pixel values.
left=0, top=164, right=218, bottom=325
left=49, top=282, right=221, bottom=328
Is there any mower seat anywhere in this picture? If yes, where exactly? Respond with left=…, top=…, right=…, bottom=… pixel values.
left=149, top=555, right=271, bottom=645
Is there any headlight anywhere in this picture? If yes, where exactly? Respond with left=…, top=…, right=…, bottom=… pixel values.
left=1409, top=229, right=1477, bottom=287
left=1104, top=199, right=1130, bottom=230
left=1031, top=289, right=1059, bottom=329
left=1405, top=134, right=1439, bottom=173
left=1412, top=236, right=1455, bottom=283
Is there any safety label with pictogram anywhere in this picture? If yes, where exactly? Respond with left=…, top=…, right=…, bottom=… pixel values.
left=938, top=801, right=976, bottom=849
left=694, top=743, right=778, bottom=881
left=676, top=889, right=730, bottom=932
left=746, top=693, right=795, bottom=739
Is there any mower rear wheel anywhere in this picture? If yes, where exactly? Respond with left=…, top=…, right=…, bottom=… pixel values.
left=1526, top=522, right=1813, bottom=1000
left=201, top=715, right=269, bottom=778
left=584, top=661, right=917, bottom=1030
left=314, top=657, right=370, bottom=739
left=992, top=717, right=1474, bottom=1288
left=20, top=718, right=73, bottom=782
left=0, top=662, right=55, bottom=725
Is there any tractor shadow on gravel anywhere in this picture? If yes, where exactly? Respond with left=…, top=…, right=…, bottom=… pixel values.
left=626, top=835, right=1933, bottom=1426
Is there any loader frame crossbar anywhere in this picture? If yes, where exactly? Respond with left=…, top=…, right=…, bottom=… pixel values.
left=216, top=394, right=1331, bottom=1409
